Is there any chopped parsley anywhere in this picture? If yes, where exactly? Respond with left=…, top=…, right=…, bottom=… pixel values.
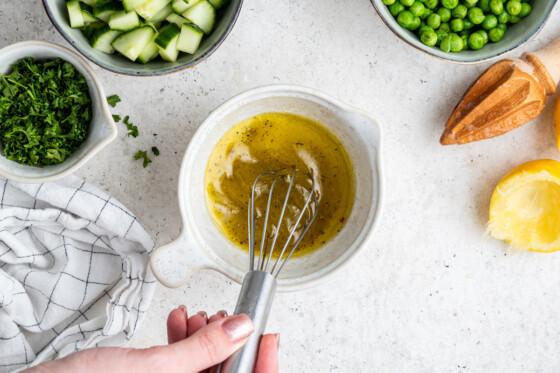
left=106, top=95, right=121, bottom=108
left=134, top=150, right=152, bottom=168
left=0, top=58, right=91, bottom=166
left=152, top=146, right=159, bottom=156
left=112, top=114, right=121, bottom=122
left=123, top=116, right=138, bottom=137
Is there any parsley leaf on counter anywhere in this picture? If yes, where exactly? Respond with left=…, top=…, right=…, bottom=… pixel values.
left=112, top=114, right=121, bottom=122
left=152, top=146, right=159, bottom=156
left=0, top=58, right=91, bottom=166
left=123, top=116, right=138, bottom=137
left=107, top=95, right=121, bottom=108
left=134, top=150, right=152, bottom=168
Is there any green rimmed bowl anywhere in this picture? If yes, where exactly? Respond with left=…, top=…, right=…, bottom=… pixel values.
left=370, top=0, right=557, bottom=64
left=43, top=0, right=243, bottom=76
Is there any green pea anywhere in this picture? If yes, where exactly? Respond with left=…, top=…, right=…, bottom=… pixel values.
left=519, top=3, right=531, bottom=17
left=498, top=12, right=510, bottom=23
left=482, top=14, right=498, bottom=30
left=441, top=0, right=458, bottom=9
left=452, top=4, right=468, bottom=19
left=459, top=30, right=471, bottom=37
left=397, top=10, right=415, bottom=28
left=400, top=0, right=415, bottom=6
left=461, top=34, right=469, bottom=49
left=437, top=7, right=452, bottom=22
left=382, top=0, right=396, bottom=5
left=439, top=22, right=451, bottom=32
left=424, top=0, right=439, bottom=9
left=496, top=23, right=507, bottom=32
left=410, top=1, right=425, bottom=16
left=478, top=0, right=490, bottom=12
left=506, top=0, right=522, bottom=15
left=440, top=35, right=452, bottom=52
left=463, top=18, right=474, bottom=29
left=419, top=25, right=434, bottom=35
left=464, top=0, right=479, bottom=7
left=468, top=7, right=485, bottom=24
left=410, top=15, right=422, bottom=30
left=420, top=20, right=426, bottom=27
left=420, top=8, right=433, bottom=19
left=389, top=2, right=405, bottom=16
left=468, top=32, right=484, bottom=50
left=489, top=0, right=503, bottom=15
left=421, top=30, right=438, bottom=46
left=475, top=29, right=489, bottom=44
left=448, top=33, right=463, bottom=52
left=488, top=27, right=505, bottom=42
left=426, top=13, right=441, bottom=28
left=450, top=18, right=464, bottom=32
left=509, top=15, right=521, bottom=23
left=436, top=29, right=448, bottom=45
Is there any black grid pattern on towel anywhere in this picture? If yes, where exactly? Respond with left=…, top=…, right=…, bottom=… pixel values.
left=0, top=177, right=156, bottom=372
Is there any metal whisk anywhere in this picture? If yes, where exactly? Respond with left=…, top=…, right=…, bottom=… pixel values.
left=218, top=167, right=319, bottom=373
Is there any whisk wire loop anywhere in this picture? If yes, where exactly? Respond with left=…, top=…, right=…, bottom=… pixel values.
left=249, top=171, right=276, bottom=272
left=263, top=167, right=297, bottom=272
left=248, top=166, right=318, bottom=276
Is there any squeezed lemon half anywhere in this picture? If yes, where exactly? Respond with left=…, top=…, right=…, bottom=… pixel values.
left=488, top=159, right=560, bottom=252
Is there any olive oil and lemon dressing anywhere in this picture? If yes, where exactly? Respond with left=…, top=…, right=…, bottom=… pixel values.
left=205, top=112, right=355, bottom=258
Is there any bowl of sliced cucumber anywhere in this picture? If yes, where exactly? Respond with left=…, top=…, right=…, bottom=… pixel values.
left=43, top=0, right=242, bottom=75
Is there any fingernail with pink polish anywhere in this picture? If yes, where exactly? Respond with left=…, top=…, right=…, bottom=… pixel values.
left=274, top=333, right=280, bottom=348
left=179, top=305, right=187, bottom=314
left=197, top=311, right=208, bottom=321
left=221, top=314, right=254, bottom=342
left=218, top=310, right=228, bottom=317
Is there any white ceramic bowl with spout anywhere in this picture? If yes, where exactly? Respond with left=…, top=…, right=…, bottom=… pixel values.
left=150, top=85, right=383, bottom=292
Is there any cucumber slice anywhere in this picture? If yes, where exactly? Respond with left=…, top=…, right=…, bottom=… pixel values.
left=171, top=0, right=189, bottom=14
left=122, top=0, right=149, bottom=12
left=94, top=0, right=112, bottom=5
left=182, top=0, right=215, bottom=34
left=147, top=3, right=173, bottom=21
left=67, top=0, right=84, bottom=28
left=108, top=10, right=140, bottom=31
left=93, top=1, right=123, bottom=22
left=208, top=0, right=230, bottom=9
left=81, top=5, right=100, bottom=25
left=177, top=23, right=203, bottom=54
left=154, top=23, right=181, bottom=61
left=79, top=0, right=96, bottom=6
left=111, top=25, right=156, bottom=61
left=137, top=33, right=160, bottom=63
left=166, top=13, right=190, bottom=26
left=135, top=0, right=171, bottom=20
left=91, top=24, right=122, bottom=54
left=143, top=20, right=163, bottom=30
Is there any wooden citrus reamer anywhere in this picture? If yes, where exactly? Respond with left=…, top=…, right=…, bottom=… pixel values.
left=440, top=37, right=560, bottom=145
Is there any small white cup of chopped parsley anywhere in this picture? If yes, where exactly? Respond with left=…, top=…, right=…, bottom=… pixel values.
left=0, top=40, right=117, bottom=183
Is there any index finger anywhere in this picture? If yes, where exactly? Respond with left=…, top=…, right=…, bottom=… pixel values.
left=254, top=334, right=279, bottom=373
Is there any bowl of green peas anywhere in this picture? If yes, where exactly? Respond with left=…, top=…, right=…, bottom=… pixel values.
left=370, top=0, right=557, bottom=63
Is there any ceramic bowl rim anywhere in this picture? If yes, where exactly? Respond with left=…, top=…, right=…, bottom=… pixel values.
left=0, top=40, right=117, bottom=183
left=42, top=0, right=244, bottom=76
left=369, top=0, right=558, bottom=64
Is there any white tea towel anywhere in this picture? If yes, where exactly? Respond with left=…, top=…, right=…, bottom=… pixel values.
left=0, top=176, right=156, bottom=372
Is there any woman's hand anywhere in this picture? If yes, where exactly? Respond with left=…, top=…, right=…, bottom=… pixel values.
left=24, top=306, right=279, bottom=373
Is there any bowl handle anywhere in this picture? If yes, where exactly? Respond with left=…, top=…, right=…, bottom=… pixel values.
left=150, top=234, right=210, bottom=288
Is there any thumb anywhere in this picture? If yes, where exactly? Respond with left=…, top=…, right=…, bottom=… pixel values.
left=147, top=314, right=255, bottom=373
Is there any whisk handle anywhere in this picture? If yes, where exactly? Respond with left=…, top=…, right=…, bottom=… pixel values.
left=217, top=271, right=277, bottom=373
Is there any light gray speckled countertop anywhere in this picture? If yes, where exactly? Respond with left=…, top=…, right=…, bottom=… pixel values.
left=3, top=1, right=560, bottom=372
